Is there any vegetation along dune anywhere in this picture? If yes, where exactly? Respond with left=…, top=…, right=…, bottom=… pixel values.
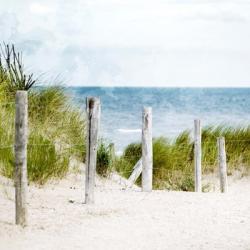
left=0, top=44, right=250, bottom=250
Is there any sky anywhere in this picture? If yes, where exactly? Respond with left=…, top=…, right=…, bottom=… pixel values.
left=0, top=0, right=250, bottom=87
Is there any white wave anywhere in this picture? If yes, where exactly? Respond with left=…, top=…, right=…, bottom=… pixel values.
left=116, top=150, right=123, bottom=156
left=117, top=128, right=141, bottom=133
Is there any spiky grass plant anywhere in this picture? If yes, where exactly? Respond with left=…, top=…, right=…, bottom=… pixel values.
left=0, top=44, right=36, bottom=94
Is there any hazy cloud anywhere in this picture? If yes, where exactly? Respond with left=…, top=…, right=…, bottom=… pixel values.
left=0, top=0, right=249, bottom=86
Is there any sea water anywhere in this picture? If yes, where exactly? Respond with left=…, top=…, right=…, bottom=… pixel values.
left=67, top=87, right=250, bottom=153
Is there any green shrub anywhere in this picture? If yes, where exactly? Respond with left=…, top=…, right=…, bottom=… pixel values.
left=96, top=141, right=114, bottom=177
left=123, top=143, right=141, bottom=166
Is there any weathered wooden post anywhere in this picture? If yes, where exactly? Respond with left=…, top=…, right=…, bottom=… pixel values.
left=15, top=91, right=28, bottom=226
left=127, top=158, right=142, bottom=188
left=217, top=137, right=228, bottom=193
left=109, top=143, right=115, bottom=165
left=194, top=119, right=202, bottom=192
left=85, top=97, right=100, bottom=204
left=142, top=107, right=153, bottom=192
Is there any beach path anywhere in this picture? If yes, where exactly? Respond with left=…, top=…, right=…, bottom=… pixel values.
left=0, top=173, right=250, bottom=250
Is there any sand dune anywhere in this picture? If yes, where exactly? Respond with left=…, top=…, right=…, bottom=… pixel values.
left=0, top=170, right=250, bottom=250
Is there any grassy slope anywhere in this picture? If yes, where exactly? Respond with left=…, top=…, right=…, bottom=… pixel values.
left=114, top=127, right=250, bottom=191
left=0, top=85, right=86, bottom=184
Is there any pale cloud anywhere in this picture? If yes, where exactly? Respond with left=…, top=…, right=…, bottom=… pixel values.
left=29, top=3, right=54, bottom=14
left=0, top=0, right=249, bottom=86
left=0, top=12, right=18, bottom=40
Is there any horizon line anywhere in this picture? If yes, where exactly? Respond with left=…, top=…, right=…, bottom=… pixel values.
left=62, top=85, right=250, bottom=88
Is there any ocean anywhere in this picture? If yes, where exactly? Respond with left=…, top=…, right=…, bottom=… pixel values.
left=67, top=87, right=250, bottom=154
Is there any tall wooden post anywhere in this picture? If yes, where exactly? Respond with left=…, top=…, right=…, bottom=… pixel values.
left=194, top=119, right=202, bottom=192
left=109, top=143, right=115, bottom=165
left=142, top=107, right=153, bottom=192
left=15, top=91, right=28, bottom=226
left=217, top=137, right=228, bottom=193
left=85, top=97, right=100, bottom=204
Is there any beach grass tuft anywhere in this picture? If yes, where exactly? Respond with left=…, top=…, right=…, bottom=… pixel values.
left=0, top=87, right=86, bottom=184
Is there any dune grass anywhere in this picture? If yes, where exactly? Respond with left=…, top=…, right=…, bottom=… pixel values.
left=0, top=44, right=111, bottom=184
left=114, top=126, right=250, bottom=191
left=0, top=86, right=86, bottom=184
left=0, top=44, right=86, bottom=184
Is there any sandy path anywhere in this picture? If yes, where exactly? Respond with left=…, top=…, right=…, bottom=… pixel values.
left=0, top=173, right=250, bottom=250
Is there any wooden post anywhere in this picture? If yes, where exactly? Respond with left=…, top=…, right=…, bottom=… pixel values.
left=85, top=97, right=100, bottom=204
left=127, top=158, right=142, bottom=188
left=142, top=107, right=153, bottom=192
left=194, top=119, right=202, bottom=192
left=109, top=143, right=115, bottom=165
left=15, top=91, right=28, bottom=226
left=217, top=137, right=228, bottom=193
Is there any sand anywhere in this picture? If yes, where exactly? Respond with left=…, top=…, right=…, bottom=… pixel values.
left=0, top=170, right=250, bottom=250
